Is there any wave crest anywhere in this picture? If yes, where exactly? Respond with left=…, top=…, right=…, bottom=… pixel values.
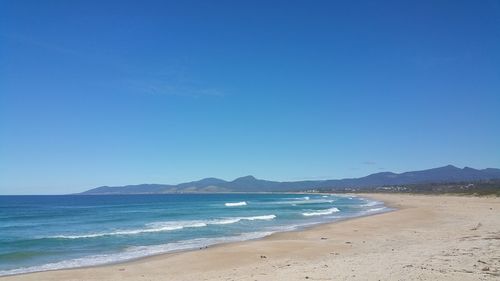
left=363, top=201, right=381, bottom=207
left=225, top=201, right=247, bottom=207
left=51, top=221, right=207, bottom=239
left=302, top=207, right=340, bottom=217
left=366, top=207, right=386, bottom=213
left=0, top=231, right=275, bottom=277
left=49, top=215, right=276, bottom=239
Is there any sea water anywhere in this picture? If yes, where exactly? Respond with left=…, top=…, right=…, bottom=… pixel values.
left=0, top=193, right=389, bottom=276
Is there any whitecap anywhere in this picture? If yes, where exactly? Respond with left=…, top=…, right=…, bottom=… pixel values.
left=49, top=215, right=276, bottom=240
left=363, top=201, right=381, bottom=207
left=210, top=215, right=276, bottom=224
left=210, top=218, right=241, bottom=225
left=366, top=207, right=386, bottom=213
left=224, top=201, right=247, bottom=207
left=302, top=207, right=340, bottom=217
left=51, top=221, right=207, bottom=239
left=0, top=231, right=275, bottom=277
left=274, top=199, right=334, bottom=205
left=243, top=215, right=276, bottom=220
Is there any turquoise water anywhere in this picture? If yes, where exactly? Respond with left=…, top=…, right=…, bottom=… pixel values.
left=0, top=193, right=389, bottom=276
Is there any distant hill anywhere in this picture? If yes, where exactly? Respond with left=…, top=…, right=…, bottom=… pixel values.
left=80, top=165, right=500, bottom=194
left=343, top=179, right=500, bottom=196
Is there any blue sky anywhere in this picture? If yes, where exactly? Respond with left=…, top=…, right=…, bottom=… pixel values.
left=1, top=0, right=499, bottom=194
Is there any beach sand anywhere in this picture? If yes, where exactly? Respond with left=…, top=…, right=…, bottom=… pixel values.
left=2, top=194, right=499, bottom=281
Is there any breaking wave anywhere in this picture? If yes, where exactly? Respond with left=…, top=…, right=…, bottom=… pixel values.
left=225, top=201, right=247, bottom=207
left=48, top=215, right=276, bottom=239
left=302, top=207, right=340, bottom=216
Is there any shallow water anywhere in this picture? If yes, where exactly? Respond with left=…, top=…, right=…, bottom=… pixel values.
left=0, top=193, right=389, bottom=276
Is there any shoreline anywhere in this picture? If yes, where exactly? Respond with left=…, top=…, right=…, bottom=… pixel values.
left=2, top=193, right=499, bottom=280
left=0, top=193, right=389, bottom=277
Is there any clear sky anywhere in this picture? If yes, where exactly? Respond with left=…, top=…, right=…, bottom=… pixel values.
left=1, top=0, right=499, bottom=194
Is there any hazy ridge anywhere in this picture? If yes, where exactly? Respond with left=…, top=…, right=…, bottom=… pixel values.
left=81, top=165, right=500, bottom=194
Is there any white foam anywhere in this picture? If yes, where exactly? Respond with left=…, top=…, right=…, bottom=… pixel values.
left=211, top=218, right=241, bottom=225
left=274, top=199, right=334, bottom=205
left=49, top=215, right=276, bottom=239
left=302, top=207, right=340, bottom=217
left=366, top=207, right=386, bottom=213
left=210, top=215, right=276, bottom=224
left=146, top=221, right=208, bottom=229
left=225, top=201, right=247, bottom=207
left=51, top=221, right=207, bottom=239
left=0, top=231, right=274, bottom=277
left=363, top=201, right=381, bottom=207
left=244, top=215, right=276, bottom=220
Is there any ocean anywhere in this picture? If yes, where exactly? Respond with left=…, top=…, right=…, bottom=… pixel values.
left=0, top=193, right=389, bottom=276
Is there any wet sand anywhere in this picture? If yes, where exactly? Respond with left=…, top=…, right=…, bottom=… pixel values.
left=2, top=193, right=499, bottom=281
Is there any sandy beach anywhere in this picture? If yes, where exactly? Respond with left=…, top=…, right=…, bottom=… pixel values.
left=2, top=193, right=499, bottom=281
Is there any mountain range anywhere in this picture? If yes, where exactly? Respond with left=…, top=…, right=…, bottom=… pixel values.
left=80, top=165, right=500, bottom=194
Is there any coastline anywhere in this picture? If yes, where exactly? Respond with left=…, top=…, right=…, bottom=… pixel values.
left=2, top=193, right=499, bottom=280
left=0, top=192, right=385, bottom=276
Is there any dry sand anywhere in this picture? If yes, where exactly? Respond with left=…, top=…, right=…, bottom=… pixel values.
left=2, top=193, right=499, bottom=281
